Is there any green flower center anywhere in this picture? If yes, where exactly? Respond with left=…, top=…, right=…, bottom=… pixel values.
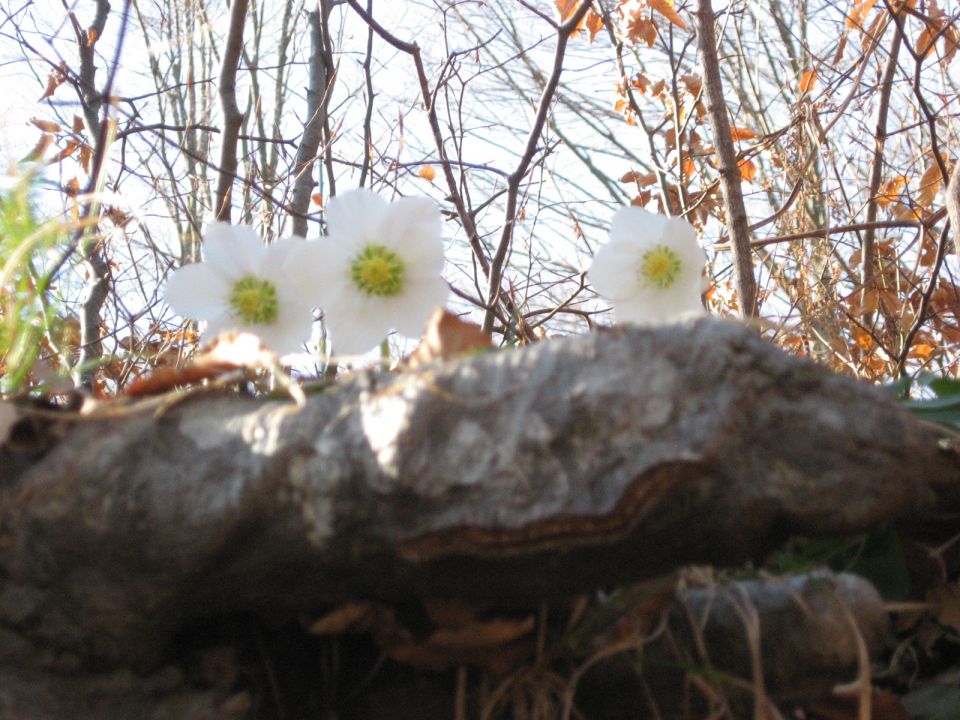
left=229, top=275, right=279, bottom=325
left=350, top=244, right=406, bottom=297
left=640, top=245, right=682, bottom=289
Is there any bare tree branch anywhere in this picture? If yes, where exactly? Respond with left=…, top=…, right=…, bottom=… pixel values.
left=214, top=0, right=250, bottom=223
left=695, top=0, right=758, bottom=317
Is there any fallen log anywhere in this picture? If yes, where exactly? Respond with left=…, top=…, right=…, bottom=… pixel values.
left=0, top=319, right=956, bottom=674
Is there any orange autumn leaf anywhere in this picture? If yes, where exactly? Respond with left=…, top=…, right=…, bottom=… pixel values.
left=846, top=0, right=878, bottom=29
left=728, top=126, right=759, bottom=141
left=917, top=155, right=944, bottom=208
left=876, top=175, right=907, bottom=208
left=555, top=0, right=580, bottom=22
left=311, top=191, right=324, bottom=207
left=738, top=157, right=757, bottom=183
left=418, top=164, right=437, bottom=182
left=627, top=12, right=657, bottom=47
left=30, top=117, right=61, bottom=133
left=852, top=327, right=873, bottom=350
left=620, top=170, right=657, bottom=186
left=38, top=61, right=68, bottom=101
left=680, top=74, right=702, bottom=96
left=648, top=0, right=687, bottom=30
left=799, top=68, right=817, bottom=94
left=585, top=8, right=605, bottom=41
left=47, top=141, right=79, bottom=166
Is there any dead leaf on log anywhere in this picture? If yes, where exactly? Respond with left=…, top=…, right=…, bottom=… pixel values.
left=406, top=308, right=492, bottom=368
left=123, top=332, right=275, bottom=397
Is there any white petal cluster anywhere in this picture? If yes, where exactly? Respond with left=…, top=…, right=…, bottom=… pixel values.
left=165, top=223, right=314, bottom=356
left=285, top=189, right=449, bottom=356
left=588, top=207, right=707, bottom=325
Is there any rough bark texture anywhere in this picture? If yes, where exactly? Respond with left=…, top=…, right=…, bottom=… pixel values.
left=1, top=320, right=958, bottom=717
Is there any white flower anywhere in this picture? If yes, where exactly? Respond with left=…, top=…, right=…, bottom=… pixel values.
left=165, top=223, right=315, bottom=355
left=285, top=189, right=449, bottom=356
left=588, top=207, right=707, bottom=325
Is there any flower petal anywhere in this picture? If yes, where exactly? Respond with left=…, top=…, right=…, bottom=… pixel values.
left=382, top=275, right=450, bottom=337
left=588, top=240, right=640, bottom=302
left=381, top=197, right=445, bottom=274
left=325, top=298, right=392, bottom=356
left=284, top=240, right=353, bottom=306
left=203, top=222, right=266, bottom=278
left=325, top=189, right=390, bottom=252
left=200, top=311, right=234, bottom=346
left=609, top=206, right=670, bottom=246
left=165, top=262, right=230, bottom=320
left=254, top=302, right=316, bottom=356
left=664, top=217, right=707, bottom=276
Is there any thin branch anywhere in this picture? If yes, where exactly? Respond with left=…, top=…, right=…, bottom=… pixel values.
left=860, top=22, right=901, bottom=327
left=481, top=0, right=593, bottom=334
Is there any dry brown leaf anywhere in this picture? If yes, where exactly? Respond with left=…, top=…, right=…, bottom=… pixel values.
left=123, top=332, right=274, bottom=397
left=648, top=0, right=687, bottom=30
left=620, top=170, right=657, bottom=186
left=738, top=157, right=756, bottom=183
left=876, top=175, right=908, bottom=208
left=311, top=191, right=323, bottom=207
left=728, top=126, right=759, bottom=141
left=917, top=155, right=944, bottom=208
left=418, top=164, right=437, bottom=182
left=631, top=71, right=650, bottom=93
left=38, top=61, right=68, bottom=101
left=680, top=73, right=702, bottom=96
left=626, top=12, right=657, bottom=47
left=47, top=141, right=78, bottom=166
left=78, top=144, right=92, bottom=174
left=555, top=0, right=579, bottom=22
left=406, top=309, right=492, bottom=369
left=30, top=117, right=61, bottom=133
left=309, top=602, right=388, bottom=635
left=799, top=68, right=817, bottom=94
left=846, top=0, right=879, bottom=29
left=387, top=615, right=535, bottom=673
left=585, top=8, right=605, bottom=41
